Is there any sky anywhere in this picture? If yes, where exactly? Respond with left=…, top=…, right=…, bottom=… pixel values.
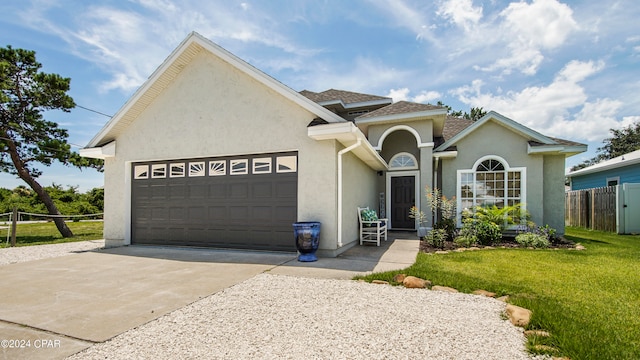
left=1, top=0, right=639, bottom=192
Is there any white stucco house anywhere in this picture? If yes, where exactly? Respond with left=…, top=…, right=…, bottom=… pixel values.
left=81, top=32, right=587, bottom=256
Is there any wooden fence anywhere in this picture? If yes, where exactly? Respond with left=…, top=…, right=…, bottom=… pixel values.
left=565, top=186, right=617, bottom=232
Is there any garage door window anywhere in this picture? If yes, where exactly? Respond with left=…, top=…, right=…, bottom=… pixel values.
left=170, top=163, right=185, bottom=177
left=231, top=159, right=249, bottom=175
left=152, top=164, right=166, bottom=178
left=134, top=165, right=149, bottom=179
left=277, top=155, right=297, bottom=173
left=209, top=160, right=226, bottom=176
left=189, top=162, right=206, bottom=177
left=253, top=158, right=272, bottom=174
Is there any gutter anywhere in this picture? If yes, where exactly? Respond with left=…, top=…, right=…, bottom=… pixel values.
left=337, top=139, right=362, bottom=247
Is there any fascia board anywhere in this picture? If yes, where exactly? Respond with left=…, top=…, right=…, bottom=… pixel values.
left=567, top=155, right=640, bottom=177
left=528, top=144, right=588, bottom=156
left=79, top=141, right=116, bottom=159
left=308, top=123, right=387, bottom=170
left=357, top=109, right=447, bottom=124
left=433, top=151, right=458, bottom=159
left=86, top=32, right=343, bottom=148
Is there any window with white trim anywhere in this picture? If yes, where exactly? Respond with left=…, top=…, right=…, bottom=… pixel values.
left=458, top=156, right=525, bottom=220
left=389, top=152, right=418, bottom=170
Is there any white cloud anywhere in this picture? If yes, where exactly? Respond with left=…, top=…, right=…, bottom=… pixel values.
left=437, top=0, right=483, bottom=32
left=386, top=88, right=441, bottom=103
left=452, top=60, right=630, bottom=142
left=367, top=0, right=436, bottom=42
left=477, top=0, right=579, bottom=75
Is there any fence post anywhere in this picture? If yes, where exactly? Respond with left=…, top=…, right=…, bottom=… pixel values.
left=11, top=207, right=17, bottom=247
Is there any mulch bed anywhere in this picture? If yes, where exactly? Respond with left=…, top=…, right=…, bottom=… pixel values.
left=420, top=236, right=577, bottom=253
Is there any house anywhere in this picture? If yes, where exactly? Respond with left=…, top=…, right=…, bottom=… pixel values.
left=81, top=32, right=587, bottom=256
left=566, top=149, right=640, bottom=190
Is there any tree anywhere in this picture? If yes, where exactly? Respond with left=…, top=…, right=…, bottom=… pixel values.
left=0, top=45, right=100, bottom=237
left=436, top=101, right=486, bottom=121
left=570, top=121, right=640, bottom=171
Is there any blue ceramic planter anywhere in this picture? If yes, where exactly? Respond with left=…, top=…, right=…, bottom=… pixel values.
left=293, top=221, right=321, bottom=262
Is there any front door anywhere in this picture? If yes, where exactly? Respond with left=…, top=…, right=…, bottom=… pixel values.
left=391, top=176, right=416, bottom=229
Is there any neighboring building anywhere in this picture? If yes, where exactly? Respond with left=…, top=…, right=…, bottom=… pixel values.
left=567, top=149, right=640, bottom=190
left=81, top=32, right=587, bottom=256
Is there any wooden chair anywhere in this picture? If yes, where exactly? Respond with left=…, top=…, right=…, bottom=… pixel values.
left=357, top=207, right=388, bottom=246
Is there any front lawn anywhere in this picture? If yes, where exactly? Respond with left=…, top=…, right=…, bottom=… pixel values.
left=360, top=227, right=640, bottom=359
left=0, top=221, right=103, bottom=248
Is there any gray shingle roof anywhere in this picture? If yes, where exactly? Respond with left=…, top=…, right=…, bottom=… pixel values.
left=356, top=101, right=444, bottom=119
left=442, top=115, right=475, bottom=141
left=300, top=89, right=390, bottom=105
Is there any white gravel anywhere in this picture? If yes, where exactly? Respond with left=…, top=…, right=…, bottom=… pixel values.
left=0, top=239, right=104, bottom=265
left=69, top=273, right=539, bottom=360
left=1, top=241, right=542, bottom=359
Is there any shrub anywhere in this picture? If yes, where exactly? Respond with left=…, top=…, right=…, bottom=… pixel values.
left=423, top=228, right=447, bottom=249
left=459, top=218, right=501, bottom=246
left=454, top=234, right=477, bottom=248
left=515, top=232, right=550, bottom=248
left=434, top=218, right=457, bottom=241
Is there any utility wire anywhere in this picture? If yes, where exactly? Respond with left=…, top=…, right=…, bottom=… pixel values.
left=75, top=105, right=113, bottom=118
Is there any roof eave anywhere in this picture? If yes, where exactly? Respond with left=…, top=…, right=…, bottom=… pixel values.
left=567, top=155, right=640, bottom=177
left=308, top=123, right=388, bottom=171
left=357, top=108, right=448, bottom=124
left=527, top=144, right=588, bottom=157
left=85, top=31, right=345, bottom=148
left=79, top=141, right=116, bottom=159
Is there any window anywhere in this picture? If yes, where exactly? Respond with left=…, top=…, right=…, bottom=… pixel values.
left=170, top=163, right=185, bottom=177
left=458, top=156, right=526, bottom=224
left=189, top=162, right=206, bottom=177
left=252, top=157, right=272, bottom=174
left=151, top=164, right=166, bottom=178
left=389, top=152, right=418, bottom=170
left=134, top=165, right=149, bottom=180
left=276, top=155, right=297, bottom=173
left=606, top=177, right=619, bottom=187
left=230, top=159, right=249, bottom=175
left=209, top=160, right=226, bottom=176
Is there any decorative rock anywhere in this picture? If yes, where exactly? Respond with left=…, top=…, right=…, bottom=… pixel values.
left=472, top=289, right=496, bottom=297
left=371, top=280, right=389, bottom=285
left=434, top=250, right=450, bottom=254
left=454, top=248, right=466, bottom=252
left=431, top=285, right=458, bottom=293
left=496, top=295, right=510, bottom=302
left=392, top=274, right=406, bottom=283
left=505, top=304, right=532, bottom=327
left=468, top=247, right=480, bottom=251
left=403, top=276, right=428, bottom=288
left=524, top=330, right=550, bottom=337
left=575, top=244, right=586, bottom=250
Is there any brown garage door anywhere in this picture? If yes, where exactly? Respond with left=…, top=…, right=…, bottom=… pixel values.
left=131, top=152, right=298, bottom=251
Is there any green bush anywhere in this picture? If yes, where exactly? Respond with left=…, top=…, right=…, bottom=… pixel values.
left=423, top=228, right=447, bottom=249
left=459, top=218, right=501, bottom=246
left=515, top=232, right=550, bottom=248
left=454, top=234, right=477, bottom=248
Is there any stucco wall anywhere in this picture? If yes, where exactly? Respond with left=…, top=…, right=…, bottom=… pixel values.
left=341, top=150, right=378, bottom=249
left=367, top=120, right=433, bottom=149
left=543, top=155, right=567, bottom=233
left=439, top=120, right=546, bottom=226
left=103, top=50, right=340, bottom=249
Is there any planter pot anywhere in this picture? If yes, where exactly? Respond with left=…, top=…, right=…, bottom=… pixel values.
left=417, top=226, right=431, bottom=238
left=293, top=221, right=321, bottom=262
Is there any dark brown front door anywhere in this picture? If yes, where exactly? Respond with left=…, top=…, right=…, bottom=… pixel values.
left=391, top=176, right=415, bottom=229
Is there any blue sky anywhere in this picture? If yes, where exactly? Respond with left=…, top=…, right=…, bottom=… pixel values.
left=1, top=0, right=639, bottom=192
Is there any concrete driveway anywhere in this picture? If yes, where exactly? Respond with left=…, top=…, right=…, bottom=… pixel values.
left=0, top=235, right=418, bottom=360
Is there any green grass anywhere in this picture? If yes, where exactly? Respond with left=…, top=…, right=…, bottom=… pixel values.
left=359, top=227, right=640, bottom=359
left=0, top=221, right=103, bottom=248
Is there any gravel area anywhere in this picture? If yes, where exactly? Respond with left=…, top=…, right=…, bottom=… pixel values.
left=0, top=240, right=104, bottom=265
left=69, top=273, right=540, bottom=360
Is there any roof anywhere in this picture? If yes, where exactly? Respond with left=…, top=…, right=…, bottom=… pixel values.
left=85, top=32, right=346, bottom=148
left=356, top=101, right=445, bottom=120
left=434, top=111, right=587, bottom=157
left=442, top=115, right=475, bottom=142
left=300, top=89, right=391, bottom=106
left=567, top=149, right=640, bottom=177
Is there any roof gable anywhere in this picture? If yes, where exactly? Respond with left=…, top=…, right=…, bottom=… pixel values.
left=86, top=32, right=345, bottom=148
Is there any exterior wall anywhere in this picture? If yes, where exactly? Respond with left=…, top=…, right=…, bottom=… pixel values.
left=367, top=120, right=433, bottom=149
left=340, top=150, right=378, bottom=252
left=439, top=120, right=545, bottom=226
left=103, top=50, right=339, bottom=250
left=570, top=164, right=640, bottom=190
left=543, top=155, right=567, bottom=234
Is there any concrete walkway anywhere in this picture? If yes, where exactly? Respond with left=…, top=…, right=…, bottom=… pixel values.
left=0, top=233, right=419, bottom=360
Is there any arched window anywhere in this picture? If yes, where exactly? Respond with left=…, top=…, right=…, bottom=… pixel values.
left=457, top=156, right=526, bottom=220
left=389, top=152, right=418, bottom=170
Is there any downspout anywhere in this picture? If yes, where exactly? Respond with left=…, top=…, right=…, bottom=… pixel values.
left=433, top=156, right=440, bottom=226
left=337, top=139, right=362, bottom=248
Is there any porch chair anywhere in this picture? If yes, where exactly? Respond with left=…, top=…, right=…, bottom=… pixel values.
left=357, top=206, right=388, bottom=246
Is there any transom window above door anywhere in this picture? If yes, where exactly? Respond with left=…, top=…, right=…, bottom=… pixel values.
left=389, top=152, right=418, bottom=170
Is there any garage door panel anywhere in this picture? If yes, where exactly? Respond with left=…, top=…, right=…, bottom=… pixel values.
left=132, top=152, right=298, bottom=251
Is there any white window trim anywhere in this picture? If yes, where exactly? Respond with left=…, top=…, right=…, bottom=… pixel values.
left=252, top=157, right=272, bottom=174
left=456, top=155, right=527, bottom=227
left=170, top=163, right=185, bottom=178
left=606, top=176, right=620, bottom=187
left=151, top=164, right=166, bottom=178
left=389, top=152, right=419, bottom=170
left=230, top=159, right=249, bottom=175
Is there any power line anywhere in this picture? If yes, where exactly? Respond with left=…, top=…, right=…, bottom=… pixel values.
left=75, top=105, right=113, bottom=118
